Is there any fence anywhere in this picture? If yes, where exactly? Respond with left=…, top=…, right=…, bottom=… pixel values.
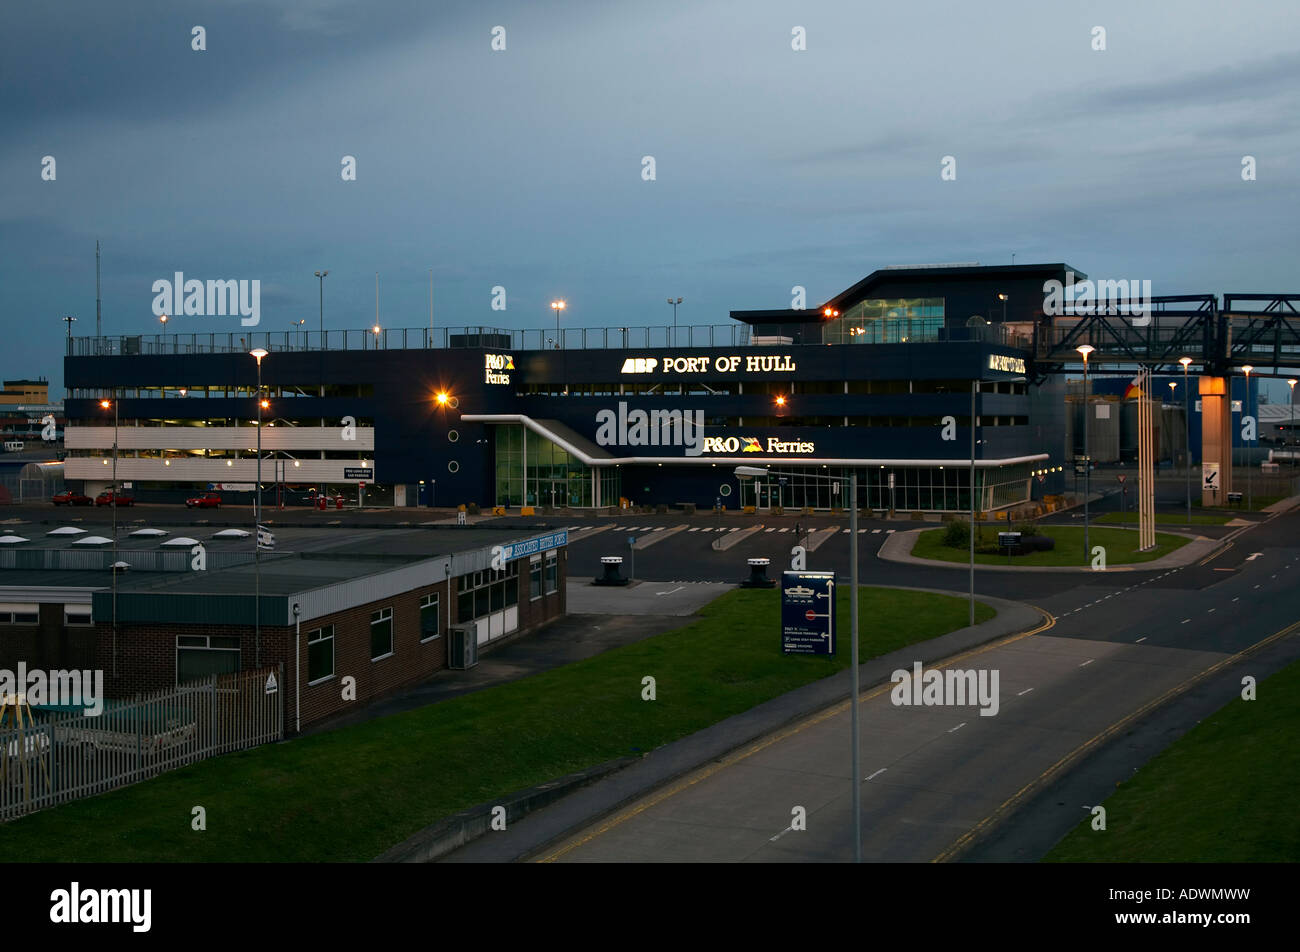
left=0, top=666, right=283, bottom=822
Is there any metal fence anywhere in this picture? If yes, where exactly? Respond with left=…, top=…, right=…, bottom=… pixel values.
left=1, top=666, right=283, bottom=822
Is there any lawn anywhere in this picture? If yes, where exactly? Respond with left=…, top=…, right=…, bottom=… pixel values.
left=911, top=525, right=1189, bottom=567
left=5, top=586, right=994, bottom=863
left=1046, top=657, right=1300, bottom=862
left=1096, top=511, right=1230, bottom=526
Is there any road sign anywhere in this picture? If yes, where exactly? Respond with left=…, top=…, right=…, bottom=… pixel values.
left=1117, top=474, right=1126, bottom=483
left=781, top=571, right=836, bottom=655
left=265, top=672, right=278, bottom=695
left=1202, top=462, right=1220, bottom=492
left=343, top=467, right=371, bottom=480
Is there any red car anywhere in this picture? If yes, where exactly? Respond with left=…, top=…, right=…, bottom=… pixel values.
left=186, top=492, right=222, bottom=509
left=52, top=491, right=92, bottom=506
left=95, top=490, right=134, bottom=507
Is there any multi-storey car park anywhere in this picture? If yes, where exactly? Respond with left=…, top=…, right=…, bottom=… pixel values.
left=60, top=263, right=1297, bottom=514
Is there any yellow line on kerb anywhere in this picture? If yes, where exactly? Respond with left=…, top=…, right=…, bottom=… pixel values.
left=534, top=607, right=1056, bottom=863
left=931, top=616, right=1300, bottom=863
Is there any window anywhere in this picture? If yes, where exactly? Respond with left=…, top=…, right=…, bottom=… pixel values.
left=0, top=603, right=39, bottom=624
left=544, top=552, right=558, bottom=595
left=530, top=557, right=543, bottom=600
left=176, top=634, right=240, bottom=684
left=64, top=605, right=93, bottom=627
left=307, top=625, right=335, bottom=683
left=370, top=607, right=393, bottom=660
left=420, top=593, right=440, bottom=642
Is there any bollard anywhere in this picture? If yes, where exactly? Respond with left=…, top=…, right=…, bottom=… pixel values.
left=593, top=556, right=629, bottom=586
left=741, top=557, right=776, bottom=589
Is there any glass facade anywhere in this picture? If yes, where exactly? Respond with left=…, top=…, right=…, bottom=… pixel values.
left=823, top=298, right=945, bottom=344
left=494, top=425, right=619, bottom=508
left=736, top=463, right=1031, bottom=513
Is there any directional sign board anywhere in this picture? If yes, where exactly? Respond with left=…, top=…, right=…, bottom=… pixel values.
left=781, top=571, right=836, bottom=655
left=343, top=467, right=371, bottom=480
left=1202, top=462, right=1220, bottom=492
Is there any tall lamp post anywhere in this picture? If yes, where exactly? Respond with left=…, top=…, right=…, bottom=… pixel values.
left=736, top=463, right=861, bottom=862
left=667, top=296, right=683, bottom=345
left=1076, top=345, right=1095, bottom=563
left=1242, top=365, right=1253, bottom=508
left=1291, top=380, right=1299, bottom=466
left=969, top=379, right=977, bottom=626
left=100, top=393, right=119, bottom=676
left=250, top=348, right=269, bottom=666
left=1180, top=357, right=1193, bottom=522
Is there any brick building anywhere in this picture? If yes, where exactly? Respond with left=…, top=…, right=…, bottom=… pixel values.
left=0, top=523, right=567, bottom=732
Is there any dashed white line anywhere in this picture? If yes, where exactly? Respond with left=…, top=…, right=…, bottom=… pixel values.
left=1181, top=619, right=1191, bottom=624
left=769, top=825, right=795, bottom=842
left=1017, top=687, right=1033, bottom=696
left=872, top=529, right=882, bottom=534
left=866, top=768, right=887, bottom=781
left=947, top=722, right=967, bottom=733
left=1135, top=637, right=1147, bottom=643
left=1079, top=659, right=1095, bottom=667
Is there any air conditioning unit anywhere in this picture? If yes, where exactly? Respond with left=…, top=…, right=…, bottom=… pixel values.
left=447, top=622, right=479, bottom=670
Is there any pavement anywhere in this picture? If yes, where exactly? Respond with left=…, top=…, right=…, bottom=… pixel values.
left=567, top=579, right=735, bottom=616
left=441, top=589, right=1045, bottom=862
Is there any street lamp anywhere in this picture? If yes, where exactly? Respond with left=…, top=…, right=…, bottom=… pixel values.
left=1180, top=356, right=1193, bottom=522
left=997, top=293, right=1008, bottom=323
left=735, top=463, right=862, bottom=863
left=1076, top=345, right=1095, bottom=563
left=1291, top=380, right=1299, bottom=466
left=551, top=300, right=566, bottom=350
left=290, top=319, right=305, bottom=348
left=250, top=347, right=269, bottom=666
left=1242, top=365, right=1253, bottom=508
left=667, top=296, right=683, bottom=345
left=314, top=270, right=328, bottom=347
left=371, top=323, right=381, bottom=350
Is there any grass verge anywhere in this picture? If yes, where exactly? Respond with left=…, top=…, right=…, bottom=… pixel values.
left=912, top=526, right=1189, bottom=567
left=5, top=586, right=994, bottom=862
left=1045, top=657, right=1300, bottom=862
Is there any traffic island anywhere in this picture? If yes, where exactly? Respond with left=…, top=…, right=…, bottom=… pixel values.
left=882, top=524, right=1213, bottom=572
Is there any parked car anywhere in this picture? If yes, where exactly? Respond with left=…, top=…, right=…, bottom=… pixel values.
left=95, top=490, right=134, bottom=507
left=186, top=492, right=222, bottom=509
left=52, top=490, right=93, bottom=506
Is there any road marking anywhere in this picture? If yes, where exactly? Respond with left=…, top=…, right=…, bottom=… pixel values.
left=886, top=529, right=895, bottom=534
left=947, top=722, right=967, bottom=733
left=1232, top=596, right=1239, bottom=601
left=1245, top=552, right=1262, bottom=561
left=1135, top=636, right=1147, bottom=643
left=866, top=768, right=888, bottom=781
left=1017, top=688, right=1033, bottom=696
left=688, top=527, right=700, bottom=532
left=656, top=586, right=683, bottom=596
left=1079, top=658, right=1094, bottom=667
left=872, top=529, right=882, bottom=534
left=537, top=609, right=1057, bottom=863
left=1182, top=618, right=1191, bottom=624
left=764, top=527, right=776, bottom=533
left=769, top=824, right=795, bottom=842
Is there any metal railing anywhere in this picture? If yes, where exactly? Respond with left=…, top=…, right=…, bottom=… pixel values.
left=66, top=319, right=1034, bottom=357
left=1, top=666, right=283, bottom=822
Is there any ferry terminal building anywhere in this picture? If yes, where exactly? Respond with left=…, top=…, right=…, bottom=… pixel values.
left=62, top=264, right=1075, bottom=515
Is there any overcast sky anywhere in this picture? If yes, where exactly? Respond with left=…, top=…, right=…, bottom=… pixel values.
left=3, top=0, right=1298, bottom=399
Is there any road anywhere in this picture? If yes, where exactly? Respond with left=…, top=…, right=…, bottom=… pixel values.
left=522, top=506, right=1299, bottom=862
